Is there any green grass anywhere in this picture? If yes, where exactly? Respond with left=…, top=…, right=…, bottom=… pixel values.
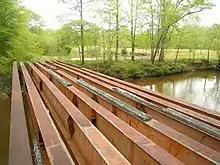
left=164, top=49, right=218, bottom=61
left=33, top=55, right=74, bottom=61
left=38, top=49, right=219, bottom=61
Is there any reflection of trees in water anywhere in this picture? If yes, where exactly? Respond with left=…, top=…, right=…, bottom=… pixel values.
left=172, top=80, right=175, bottom=98
left=160, top=72, right=220, bottom=110
left=170, top=76, right=194, bottom=100
left=215, top=74, right=220, bottom=99
left=132, top=71, right=220, bottom=110
left=156, top=83, right=163, bottom=93
left=202, top=74, right=220, bottom=109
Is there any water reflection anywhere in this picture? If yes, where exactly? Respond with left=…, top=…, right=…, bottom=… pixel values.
left=130, top=71, right=220, bottom=112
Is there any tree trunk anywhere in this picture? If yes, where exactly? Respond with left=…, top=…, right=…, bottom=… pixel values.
left=108, top=15, right=112, bottom=59
left=109, top=40, right=112, bottom=58
left=115, top=0, right=119, bottom=61
left=159, top=34, right=166, bottom=62
left=150, top=46, right=154, bottom=61
left=149, top=0, right=155, bottom=61
left=102, top=29, right=106, bottom=61
left=193, top=49, right=195, bottom=62
left=130, top=0, right=134, bottom=61
left=130, top=0, right=138, bottom=61
left=151, top=35, right=163, bottom=64
left=80, top=0, right=84, bottom=64
left=188, top=49, right=191, bottom=62
left=158, top=0, right=166, bottom=62
left=174, top=31, right=183, bottom=64
left=158, top=26, right=170, bottom=62
left=152, top=46, right=159, bottom=64
left=131, top=41, right=135, bottom=61
left=95, top=45, right=98, bottom=60
left=175, top=47, right=180, bottom=64
left=207, top=48, right=210, bottom=62
left=78, top=46, right=81, bottom=61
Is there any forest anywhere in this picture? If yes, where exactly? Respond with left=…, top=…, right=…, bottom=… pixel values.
left=1, top=0, right=220, bottom=91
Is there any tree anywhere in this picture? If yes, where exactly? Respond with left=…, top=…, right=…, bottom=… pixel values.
left=85, top=23, right=101, bottom=59
left=145, top=0, right=213, bottom=63
left=95, top=0, right=122, bottom=60
left=96, top=7, right=115, bottom=58
left=0, top=0, right=21, bottom=58
left=80, top=0, right=85, bottom=64
left=0, top=0, right=43, bottom=76
left=211, top=24, right=220, bottom=57
left=129, top=0, right=139, bottom=60
left=115, top=0, right=119, bottom=60
left=59, top=0, right=91, bottom=64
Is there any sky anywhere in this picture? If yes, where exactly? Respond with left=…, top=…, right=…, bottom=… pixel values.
left=22, top=0, right=220, bottom=29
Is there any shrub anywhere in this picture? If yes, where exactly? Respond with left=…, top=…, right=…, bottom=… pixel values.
left=121, top=48, right=128, bottom=56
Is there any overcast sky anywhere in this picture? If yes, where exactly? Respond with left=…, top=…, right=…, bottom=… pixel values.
left=22, top=0, right=220, bottom=29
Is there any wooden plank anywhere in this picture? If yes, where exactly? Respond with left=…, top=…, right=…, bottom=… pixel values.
left=46, top=61, right=220, bottom=153
left=9, top=61, right=33, bottom=165
left=35, top=62, right=185, bottom=165
left=58, top=60, right=220, bottom=121
left=20, top=62, right=75, bottom=165
left=27, top=62, right=131, bottom=165
left=53, top=61, right=220, bottom=127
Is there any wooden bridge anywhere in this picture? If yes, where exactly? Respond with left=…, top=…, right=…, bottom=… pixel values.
left=8, top=61, right=220, bottom=165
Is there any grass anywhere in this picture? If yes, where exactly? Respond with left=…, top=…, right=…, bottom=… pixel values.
left=33, top=55, right=74, bottom=61
left=38, top=48, right=219, bottom=61
left=164, top=49, right=218, bottom=61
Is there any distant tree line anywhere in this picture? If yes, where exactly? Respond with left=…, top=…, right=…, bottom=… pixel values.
left=1, top=0, right=219, bottom=70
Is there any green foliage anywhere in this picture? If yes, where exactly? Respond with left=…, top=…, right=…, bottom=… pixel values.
left=0, top=1, right=43, bottom=62
left=68, top=59, right=219, bottom=80
left=144, top=63, right=190, bottom=76
left=136, top=32, right=150, bottom=49
left=121, top=48, right=128, bottom=56
left=0, top=0, right=44, bottom=92
left=101, top=61, right=143, bottom=79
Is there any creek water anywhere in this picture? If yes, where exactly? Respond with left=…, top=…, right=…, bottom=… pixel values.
left=130, top=71, right=220, bottom=112
left=0, top=94, right=10, bottom=165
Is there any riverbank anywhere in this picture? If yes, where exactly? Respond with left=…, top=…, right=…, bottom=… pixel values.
left=0, top=74, right=11, bottom=95
left=0, top=59, right=219, bottom=93
left=66, top=59, right=220, bottom=80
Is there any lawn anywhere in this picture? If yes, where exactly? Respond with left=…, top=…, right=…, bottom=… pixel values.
left=36, top=49, right=219, bottom=62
